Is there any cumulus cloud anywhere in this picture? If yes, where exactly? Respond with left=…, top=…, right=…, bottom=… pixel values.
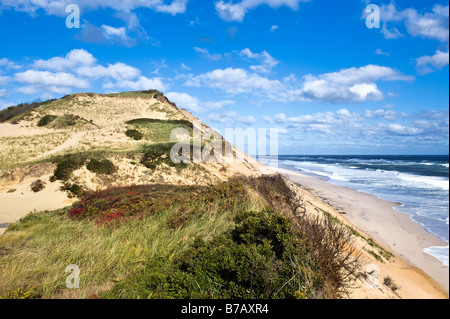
left=280, top=65, right=414, bottom=103
left=0, top=0, right=188, bottom=16
left=185, top=67, right=282, bottom=94
left=33, top=49, right=96, bottom=72
left=0, top=58, right=20, bottom=70
left=14, top=70, right=89, bottom=95
left=106, top=76, right=166, bottom=92
left=379, top=3, right=449, bottom=42
left=239, top=48, right=279, bottom=73
left=13, top=49, right=166, bottom=96
left=264, top=108, right=449, bottom=143
left=215, top=0, right=308, bottom=22
left=263, top=113, right=287, bottom=124
left=194, top=47, right=222, bottom=61
left=375, top=48, right=390, bottom=56
left=365, top=109, right=397, bottom=121
left=0, top=1, right=186, bottom=46
left=415, top=50, right=449, bottom=74
left=166, top=92, right=234, bottom=112
left=207, top=110, right=256, bottom=126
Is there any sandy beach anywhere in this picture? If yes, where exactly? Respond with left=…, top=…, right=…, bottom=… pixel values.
left=271, top=166, right=449, bottom=297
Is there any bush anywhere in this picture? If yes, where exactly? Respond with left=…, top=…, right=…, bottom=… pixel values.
left=295, top=214, right=362, bottom=297
left=30, top=180, right=46, bottom=192
left=87, top=159, right=117, bottom=175
left=37, top=115, right=57, bottom=127
left=104, top=210, right=324, bottom=299
left=61, top=183, right=85, bottom=198
left=53, top=154, right=87, bottom=181
left=141, top=142, right=188, bottom=170
left=125, top=129, right=143, bottom=140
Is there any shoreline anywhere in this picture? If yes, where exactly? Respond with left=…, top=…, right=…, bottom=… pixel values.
left=270, top=166, right=449, bottom=295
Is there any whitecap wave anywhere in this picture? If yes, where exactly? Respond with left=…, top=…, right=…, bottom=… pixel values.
left=424, top=245, right=449, bottom=267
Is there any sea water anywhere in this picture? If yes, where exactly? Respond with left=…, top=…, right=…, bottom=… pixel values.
left=260, top=155, right=449, bottom=267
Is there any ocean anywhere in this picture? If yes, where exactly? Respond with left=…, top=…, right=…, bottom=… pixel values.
left=261, top=155, right=449, bottom=267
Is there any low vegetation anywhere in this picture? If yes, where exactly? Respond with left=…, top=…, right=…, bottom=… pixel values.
left=0, top=99, right=56, bottom=123
left=86, top=159, right=117, bottom=175
left=37, top=115, right=57, bottom=127
left=0, top=175, right=362, bottom=299
left=125, top=129, right=143, bottom=140
left=30, top=179, right=46, bottom=193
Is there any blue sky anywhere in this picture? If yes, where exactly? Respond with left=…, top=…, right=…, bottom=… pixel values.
left=0, top=0, right=448, bottom=155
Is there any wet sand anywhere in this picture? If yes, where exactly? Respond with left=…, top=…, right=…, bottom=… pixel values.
left=272, top=167, right=449, bottom=294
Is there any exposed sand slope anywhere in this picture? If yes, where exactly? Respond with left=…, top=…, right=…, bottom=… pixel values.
left=0, top=92, right=269, bottom=237
left=0, top=174, right=76, bottom=235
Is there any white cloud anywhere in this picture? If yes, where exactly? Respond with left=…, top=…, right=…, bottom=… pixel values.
left=33, top=49, right=96, bottom=72
left=33, top=49, right=142, bottom=82
left=14, top=70, right=90, bottom=94
left=166, top=91, right=234, bottom=112
left=0, top=0, right=188, bottom=16
left=207, top=110, right=255, bottom=126
left=215, top=0, right=308, bottom=22
left=180, top=63, right=191, bottom=71
left=239, top=48, right=279, bottom=73
left=194, top=47, right=222, bottom=61
left=416, top=50, right=449, bottom=74
left=106, top=76, right=166, bottom=92
left=380, top=3, right=449, bottom=42
left=384, top=123, right=424, bottom=136
left=280, top=65, right=414, bottom=103
left=263, top=113, right=286, bottom=124
left=77, top=63, right=141, bottom=81
left=0, top=1, right=185, bottom=47
left=13, top=49, right=167, bottom=96
left=285, top=108, right=362, bottom=135
left=375, top=48, right=390, bottom=56
left=0, top=58, right=20, bottom=70
left=0, top=75, right=11, bottom=85
left=365, top=109, right=397, bottom=121
left=270, top=25, right=279, bottom=32
left=166, top=92, right=201, bottom=112
left=186, top=67, right=282, bottom=94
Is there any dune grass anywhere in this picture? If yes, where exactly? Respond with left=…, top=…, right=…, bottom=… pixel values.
left=0, top=184, right=243, bottom=298
left=0, top=132, right=72, bottom=169
left=125, top=118, right=193, bottom=143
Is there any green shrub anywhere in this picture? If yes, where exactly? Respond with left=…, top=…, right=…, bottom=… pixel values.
left=104, top=210, right=324, bottom=299
left=125, top=129, right=143, bottom=140
left=87, top=159, right=117, bottom=175
left=60, top=183, right=85, bottom=198
left=141, top=142, right=188, bottom=170
left=53, top=154, right=87, bottom=180
left=30, top=179, right=46, bottom=192
left=37, top=115, right=57, bottom=127
left=125, top=118, right=193, bottom=129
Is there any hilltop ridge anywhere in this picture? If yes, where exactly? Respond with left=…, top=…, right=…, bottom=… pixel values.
left=0, top=90, right=269, bottom=194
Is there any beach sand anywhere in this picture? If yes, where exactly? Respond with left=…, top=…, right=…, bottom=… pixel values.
left=271, top=167, right=449, bottom=298
left=0, top=174, right=77, bottom=236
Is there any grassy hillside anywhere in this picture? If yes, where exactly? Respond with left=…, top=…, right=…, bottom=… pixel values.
left=0, top=175, right=360, bottom=299
left=0, top=90, right=362, bottom=300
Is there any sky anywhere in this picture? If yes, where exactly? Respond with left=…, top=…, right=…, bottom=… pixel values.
left=0, top=0, right=448, bottom=155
